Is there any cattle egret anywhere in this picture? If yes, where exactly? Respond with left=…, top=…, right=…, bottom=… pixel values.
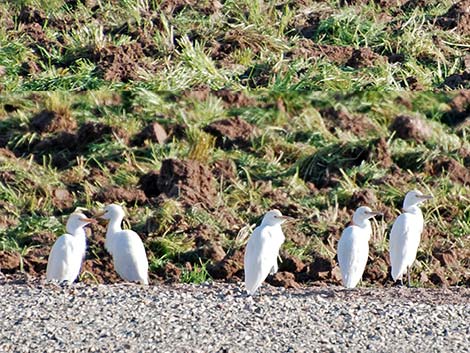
left=389, top=190, right=433, bottom=286
left=101, top=204, right=149, bottom=285
left=337, top=206, right=382, bottom=289
left=244, top=209, right=291, bottom=295
left=46, top=212, right=95, bottom=283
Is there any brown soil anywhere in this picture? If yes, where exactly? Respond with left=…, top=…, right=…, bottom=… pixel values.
left=436, top=0, right=470, bottom=34
left=204, top=117, right=255, bottom=149
left=347, top=189, right=378, bottom=209
left=139, top=159, right=217, bottom=208
left=211, top=159, right=237, bottom=184
left=208, top=249, right=244, bottom=280
left=320, top=107, right=377, bottom=137
left=95, top=186, right=148, bottom=206
left=51, top=188, right=74, bottom=210
left=93, top=42, right=154, bottom=82
left=339, top=0, right=405, bottom=6
left=0, top=251, right=21, bottom=273
left=77, top=121, right=111, bottom=144
left=287, top=40, right=384, bottom=69
left=267, top=271, right=301, bottom=289
left=279, top=251, right=306, bottom=273
left=212, top=89, right=255, bottom=108
left=30, top=109, right=76, bottom=134
left=296, top=253, right=335, bottom=283
left=288, top=40, right=354, bottom=63
left=426, top=157, right=470, bottom=185
left=346, top=48, right=385, bottom=69
left=389, top=115, right=432, bottom=143
left=132, top=122, right=168, bottom=146
left=442, top=72, right=470, bottom=89
left=442, top=90, right=470, bottom=126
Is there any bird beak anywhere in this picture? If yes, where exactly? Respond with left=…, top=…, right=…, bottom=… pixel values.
left=364, top=211, right=383, bottom=217
left=95, top=211, right=106, bottom=219
left=82, top=217, right=97, bottom=224
left=418, top=194, right=433, bottom=201
left=276, top=215, right=295, bottom=222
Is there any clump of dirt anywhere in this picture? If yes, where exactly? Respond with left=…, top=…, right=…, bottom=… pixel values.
left=279, top=251, right=306, bottom=273
left=93, top=42, right=153, bottom=82
left=362, top=256, right=389, bottom=285
left=208, top=249, right=244, bottom=280
left=51, top=188, right=74, bottom=210
left=442, top=72, right=470, bottom=89
left=139, top=159, right=217, bottom=208
left=0, top=251, right=21, bottom=274
left=212, top=159, right=237, bottom=183
left=297, top=254, right=335, bottom=283
left=267, top=271, right=301, bottom=289
left=212, top=89, right=255, bottom=108
left=441, top=90, right=470, bottom=126
left=30, top=109, right=76, bottom=134
left=339, top=0, right=405, bottom=6
left=388, top=53, right=406, bottom=64
left=204, top=117, right=255, bottom=149
left=287, top=40, right=354, bottom=63
left=288, top=11, right=327, bottom=39
left=132, top=122, right=168, bottom=146
left=320, top=107, right=377, bottom=137
left=402, top=76, right=424, bottom=90
left=389, top=115, right=432, bottom=143
left=157, top=0, right=222, bottom=16
left=436, top=0, right=470, bottom=34
left=426, top=157, right=470, bottom=185
left=81, top=255, right=123, bottom=284
left=287, top=40, right=384, bottom=68
left=346, top=48, right=385, bottom=69
left=347, top=189, right=378, bottom=209
left=95, top=186, right=148, bottom=205
left=18, top=6, right=47, bottom=25
left=19, top=60, right=41, bottom=76
left=77, top=121, right=111, bottom=144
left=153, top=262, right=182, bottom=283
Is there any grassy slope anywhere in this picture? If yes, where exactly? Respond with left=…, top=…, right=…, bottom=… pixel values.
left=0, top=0, right=469, bottom=286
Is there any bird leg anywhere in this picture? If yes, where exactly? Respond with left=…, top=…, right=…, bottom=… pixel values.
left=407, top=267, right=411, bottom=288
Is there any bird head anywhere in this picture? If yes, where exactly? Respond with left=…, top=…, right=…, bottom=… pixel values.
left=403, top=190, right=433, bottom=211
left=352, top=206, right=382, bottom=225
left=66, top=212, right=96, bottom=233
left=261, top=209, right=293, bottom=226
left=100, top=204, right=126, bottom=221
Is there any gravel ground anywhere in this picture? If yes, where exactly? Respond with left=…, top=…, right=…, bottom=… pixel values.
left=0, top=276, right=469, bottom=353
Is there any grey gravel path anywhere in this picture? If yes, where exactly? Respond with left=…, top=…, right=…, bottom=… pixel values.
left=0, top=279, right=469, bottom=353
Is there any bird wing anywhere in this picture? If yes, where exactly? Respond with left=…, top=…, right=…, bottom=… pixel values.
left=244, top=225, right=280, bottom=295
left=112, top=230, right=149, bottom=284
left=390, top=213, right=419, bottom=281
left=46, top=234, right=81, bottom=282
left=337, top=226, right=369, bottom=288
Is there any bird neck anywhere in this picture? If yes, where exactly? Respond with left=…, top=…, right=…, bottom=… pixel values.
left=403, top=205, right=423, bottom=217
left=107, top=216, right=123, bottom=235
left=352, top=219, right=371, bottom=230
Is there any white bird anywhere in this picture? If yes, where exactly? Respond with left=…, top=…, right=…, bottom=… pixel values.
left=244, top=209, right=291, bottom=295
left=101, top=204, right=149, bottom=285
left=46, top=212, right=95, bottom=283
left=337, top=206, right=382, bottom=289
left=389, top=190, right=433, bottom=286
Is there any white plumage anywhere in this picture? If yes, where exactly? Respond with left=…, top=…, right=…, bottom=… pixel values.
left=337, top=206, right=381, bottom=289
left=389, top=190, right=433, bottom=285
left=102, top=204, right=149, bottom=285
left=244, top=209, right=290, bottom=295
left=46, top=212, right=95, bottom=283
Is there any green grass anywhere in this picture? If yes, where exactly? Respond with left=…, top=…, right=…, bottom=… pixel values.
left=0, top=0, right=469, bottom=286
